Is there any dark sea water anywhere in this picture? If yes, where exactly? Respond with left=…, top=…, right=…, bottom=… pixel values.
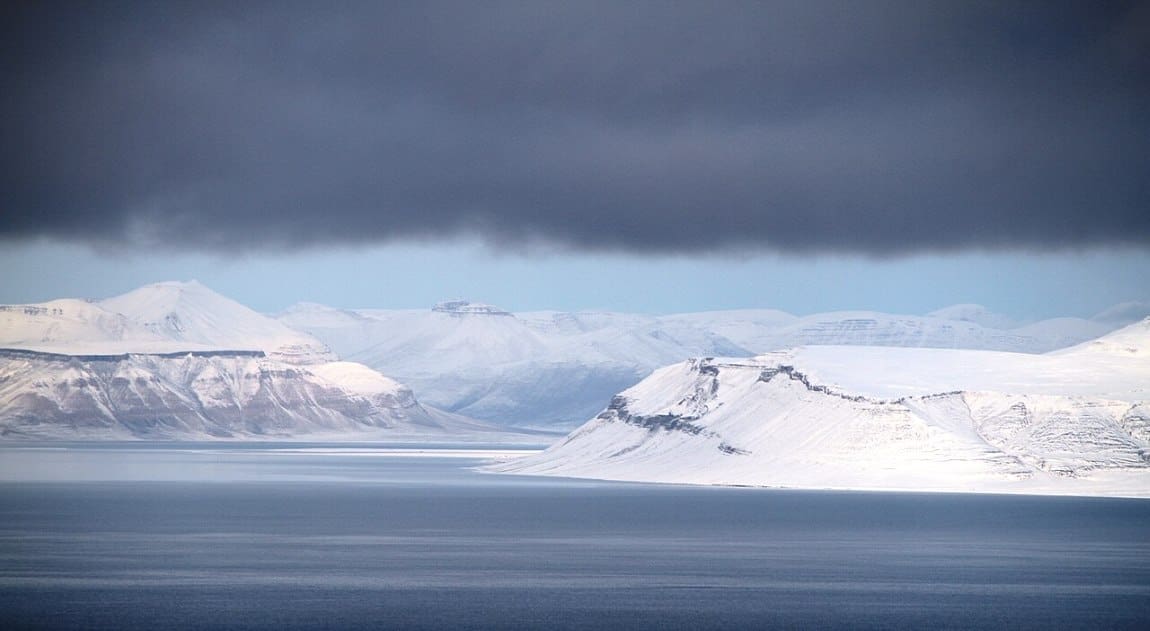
left=0, top=443, right=1148, bottom=630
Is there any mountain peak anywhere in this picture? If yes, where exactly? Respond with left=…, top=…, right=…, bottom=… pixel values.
left=101, top=281, right=238, bottom=322
left=135, top=279, right=209, bottom=293
left=148, top=279, right=204, bottom=287
left=99, top=281, right=334, bottom=362
left=432, top=300, right=512, bottom=316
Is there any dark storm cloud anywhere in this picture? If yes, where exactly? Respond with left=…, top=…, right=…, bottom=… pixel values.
left=2, top=0, right=1148, bottom=254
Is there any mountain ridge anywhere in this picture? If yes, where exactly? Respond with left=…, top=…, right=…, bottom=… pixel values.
left=0, top=283, right=526, bottom=441
left=278, top=300, right=1140, bottom=426
left=492, top=319, right=1150, bottom=497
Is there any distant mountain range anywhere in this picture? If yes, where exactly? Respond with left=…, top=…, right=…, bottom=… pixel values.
left=278, top=298, right=1143, bottom=427
left=0, top=282, right=521, bottom=440
left=3, top=281, right=1145, bottom=441
left=494, top=318, right=1150, bottom=497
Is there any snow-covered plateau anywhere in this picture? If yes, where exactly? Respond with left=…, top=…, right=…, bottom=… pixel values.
left=491, top=318, right=1150, bottom=498
left=0, top=282, right=525, bottom=440
left=278, top=299, right=1136, bottom=427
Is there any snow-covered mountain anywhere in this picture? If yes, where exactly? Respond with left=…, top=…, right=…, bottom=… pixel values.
left=0, top=299, right=174, bottom=354
left=99, top=281, right=336, bottom=363
left=492, top=319, right=1150, bottom=497
left=667, top=309, right=1115, bottom=356
left=278, top=300, right=1133, bottom=427
left=0, top=349, right=488, bottom=439
left=0, top=283, right=517, bottom=440
left=0, top=281, right=336, bottom=363
left=278, top=301, right=750, bottom=426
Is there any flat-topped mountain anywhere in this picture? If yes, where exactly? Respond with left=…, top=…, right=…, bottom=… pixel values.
left=432, top=300, right=513, bottom=316
left=493, top=318, right=1150, bottom=497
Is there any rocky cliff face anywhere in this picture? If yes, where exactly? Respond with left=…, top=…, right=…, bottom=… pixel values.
left=0, top=349, right=436, bottom=439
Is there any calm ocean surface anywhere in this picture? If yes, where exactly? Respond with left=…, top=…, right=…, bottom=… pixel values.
left=0, top=443, right=1147, bottom=630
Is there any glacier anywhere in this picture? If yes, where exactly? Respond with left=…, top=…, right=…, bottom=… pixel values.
left=491, top=318, right=1150, bottom=497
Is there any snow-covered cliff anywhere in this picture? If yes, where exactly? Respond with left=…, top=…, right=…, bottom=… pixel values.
left=492, top=319, right=1150, bottom=497
left=0, top=349, right=451, bottom=438
left=0, top=283, right=502, bottom=440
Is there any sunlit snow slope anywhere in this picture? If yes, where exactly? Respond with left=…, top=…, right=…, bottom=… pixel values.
left=493, top=319, right=1150, bottom=497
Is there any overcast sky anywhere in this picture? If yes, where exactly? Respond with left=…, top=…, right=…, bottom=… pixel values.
left=2, top=2, right=1148, bottom=317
